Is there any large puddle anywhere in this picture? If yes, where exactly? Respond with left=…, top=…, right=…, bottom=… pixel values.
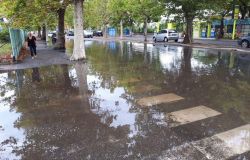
left=0, top=41, right=250, bottom=159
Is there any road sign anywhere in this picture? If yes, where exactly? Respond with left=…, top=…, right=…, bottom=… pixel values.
left=234, top=5, right=239, bottom=20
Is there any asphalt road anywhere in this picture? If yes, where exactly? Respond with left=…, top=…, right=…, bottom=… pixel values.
left=126, top=34, right=239, bottom=47
left=66, top=34, right=240, bottom=49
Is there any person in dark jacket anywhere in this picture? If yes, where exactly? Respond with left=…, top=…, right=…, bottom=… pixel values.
left=26, top=32, right=37, bottom=59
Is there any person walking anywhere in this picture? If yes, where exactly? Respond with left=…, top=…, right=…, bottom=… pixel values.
left=26, top=32, right=37, bottom=59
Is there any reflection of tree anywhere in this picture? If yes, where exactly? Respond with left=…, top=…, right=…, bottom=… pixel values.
left=1, top=42, right=250, bottom=159
left=192, top=49, right=218, bottom=65
left=143, top=43, right=152, bottom=64
left=2, top=65, right=132, bottom=159
left=174, top=49, right=250, bottom=122
left=175, top=47, right=193, bottom=94
left=32, top=68, right=41, bottom=83
left=86, top=42, right=164, bottom=93
left=74, top=62, right=90, bottom=113
left=85, top=42, right=250, bottom=157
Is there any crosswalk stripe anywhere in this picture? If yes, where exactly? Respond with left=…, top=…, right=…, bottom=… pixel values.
left=118, top=78, right=141, bottom=84
left=215, top=124, right=250, bottom=156
left=137, top=93, right=184, bottom=107
left=130, top=84, right=160, bottom=93
left=158, top=142, right=207, bottom=160
left=193, top=124, right=250, bottom=159
left=159, top=124, right=250, bottom=160
left=166, top=105, right=222, bottom=127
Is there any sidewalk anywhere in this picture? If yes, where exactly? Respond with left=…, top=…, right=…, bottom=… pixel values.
left=0, top=41, right=71, bottom=71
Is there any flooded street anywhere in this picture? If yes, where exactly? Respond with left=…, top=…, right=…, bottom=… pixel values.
left=0, top=41, right=250, bottom=159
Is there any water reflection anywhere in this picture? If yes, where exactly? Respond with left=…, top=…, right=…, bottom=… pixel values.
left=0, top=41, right=250, bottom=159
left=32, top=68, right=41, bottom=83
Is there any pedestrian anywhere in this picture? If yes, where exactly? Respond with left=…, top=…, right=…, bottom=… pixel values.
left=26, top=32, right=37, bottom=59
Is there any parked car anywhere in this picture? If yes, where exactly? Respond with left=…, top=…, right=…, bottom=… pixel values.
left=67, top=31, right=74, bottom=36
left=48, top=31, right=56, bottom=37
left=93, top=30, right=103, bottom=37
left=153, top=29, right=179, bottom=42
left=238, top=33, right=250, bottom=48
left=84, top=30, right=93, bottom=38
left=51, top=33, right=57, bottom=44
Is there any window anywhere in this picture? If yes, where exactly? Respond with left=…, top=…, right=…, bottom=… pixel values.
left=168, top=30, right=177, bottom=35
left=241, top=25, right=250, bottom=36
left=160, top=30, right=167, bottom=33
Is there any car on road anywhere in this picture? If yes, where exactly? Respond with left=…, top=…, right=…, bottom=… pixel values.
left=93, top=30, right=103, bottom=37
left=238, top=34, right=250, bottom=48
left=84, top=30, right=93, bottom=38
left=67, top=31, right=74, bottom=36
left=153, top=29, right=179, bottom=43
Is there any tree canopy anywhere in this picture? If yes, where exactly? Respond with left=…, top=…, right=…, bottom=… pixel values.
left=0, top=0, right=249, bottom=44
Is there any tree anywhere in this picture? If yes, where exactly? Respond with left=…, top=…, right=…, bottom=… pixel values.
left=84, top=0, right=112, bottom=38
left=212, top=0, right=232, bottom=39
left=1, top=0, right=71, bottom=49
left=37, top=0, right=71, bottom=49
left=108, top=0, right=133, bottom=38
left=165, top=0, right=217, bottom=44
left=129, top=0, right=165, bottom=41
left=239, top=0, right=250, bottom=19
left=70, top=0, right=86, bottom=60
left=65, top=5, right=74, bottom=30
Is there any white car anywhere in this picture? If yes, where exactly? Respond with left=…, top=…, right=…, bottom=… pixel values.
left=84, top=30, right=93, bottom=38
left=153, top=29, right=179, bottom=42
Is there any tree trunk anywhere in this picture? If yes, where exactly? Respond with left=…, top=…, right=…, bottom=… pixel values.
left=104, top=25, right=108, bottom=38
left=45, top=22, right=49, bottom=43
left=38, top=26, right=41, bottom=38
left=239, top=3, right=248, bottom=19
left=41, top=24, right=46, bottom=40
left=55, top=8, right=66, bottom=49
left=183, top=16, right=194, bottom=44
left=218, top=17, right=224, bottom=39
left=120, top=20, right=123, bottom=39
left=70, top=0, right=86, bottom=60
left=143, top=18, right=148, bottom=42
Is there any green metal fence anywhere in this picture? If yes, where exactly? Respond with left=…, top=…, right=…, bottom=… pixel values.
left=9, top=28, right=27, bottom=60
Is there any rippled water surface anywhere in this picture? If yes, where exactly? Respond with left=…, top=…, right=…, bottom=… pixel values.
left=0, top=41, right=250, bottom=159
